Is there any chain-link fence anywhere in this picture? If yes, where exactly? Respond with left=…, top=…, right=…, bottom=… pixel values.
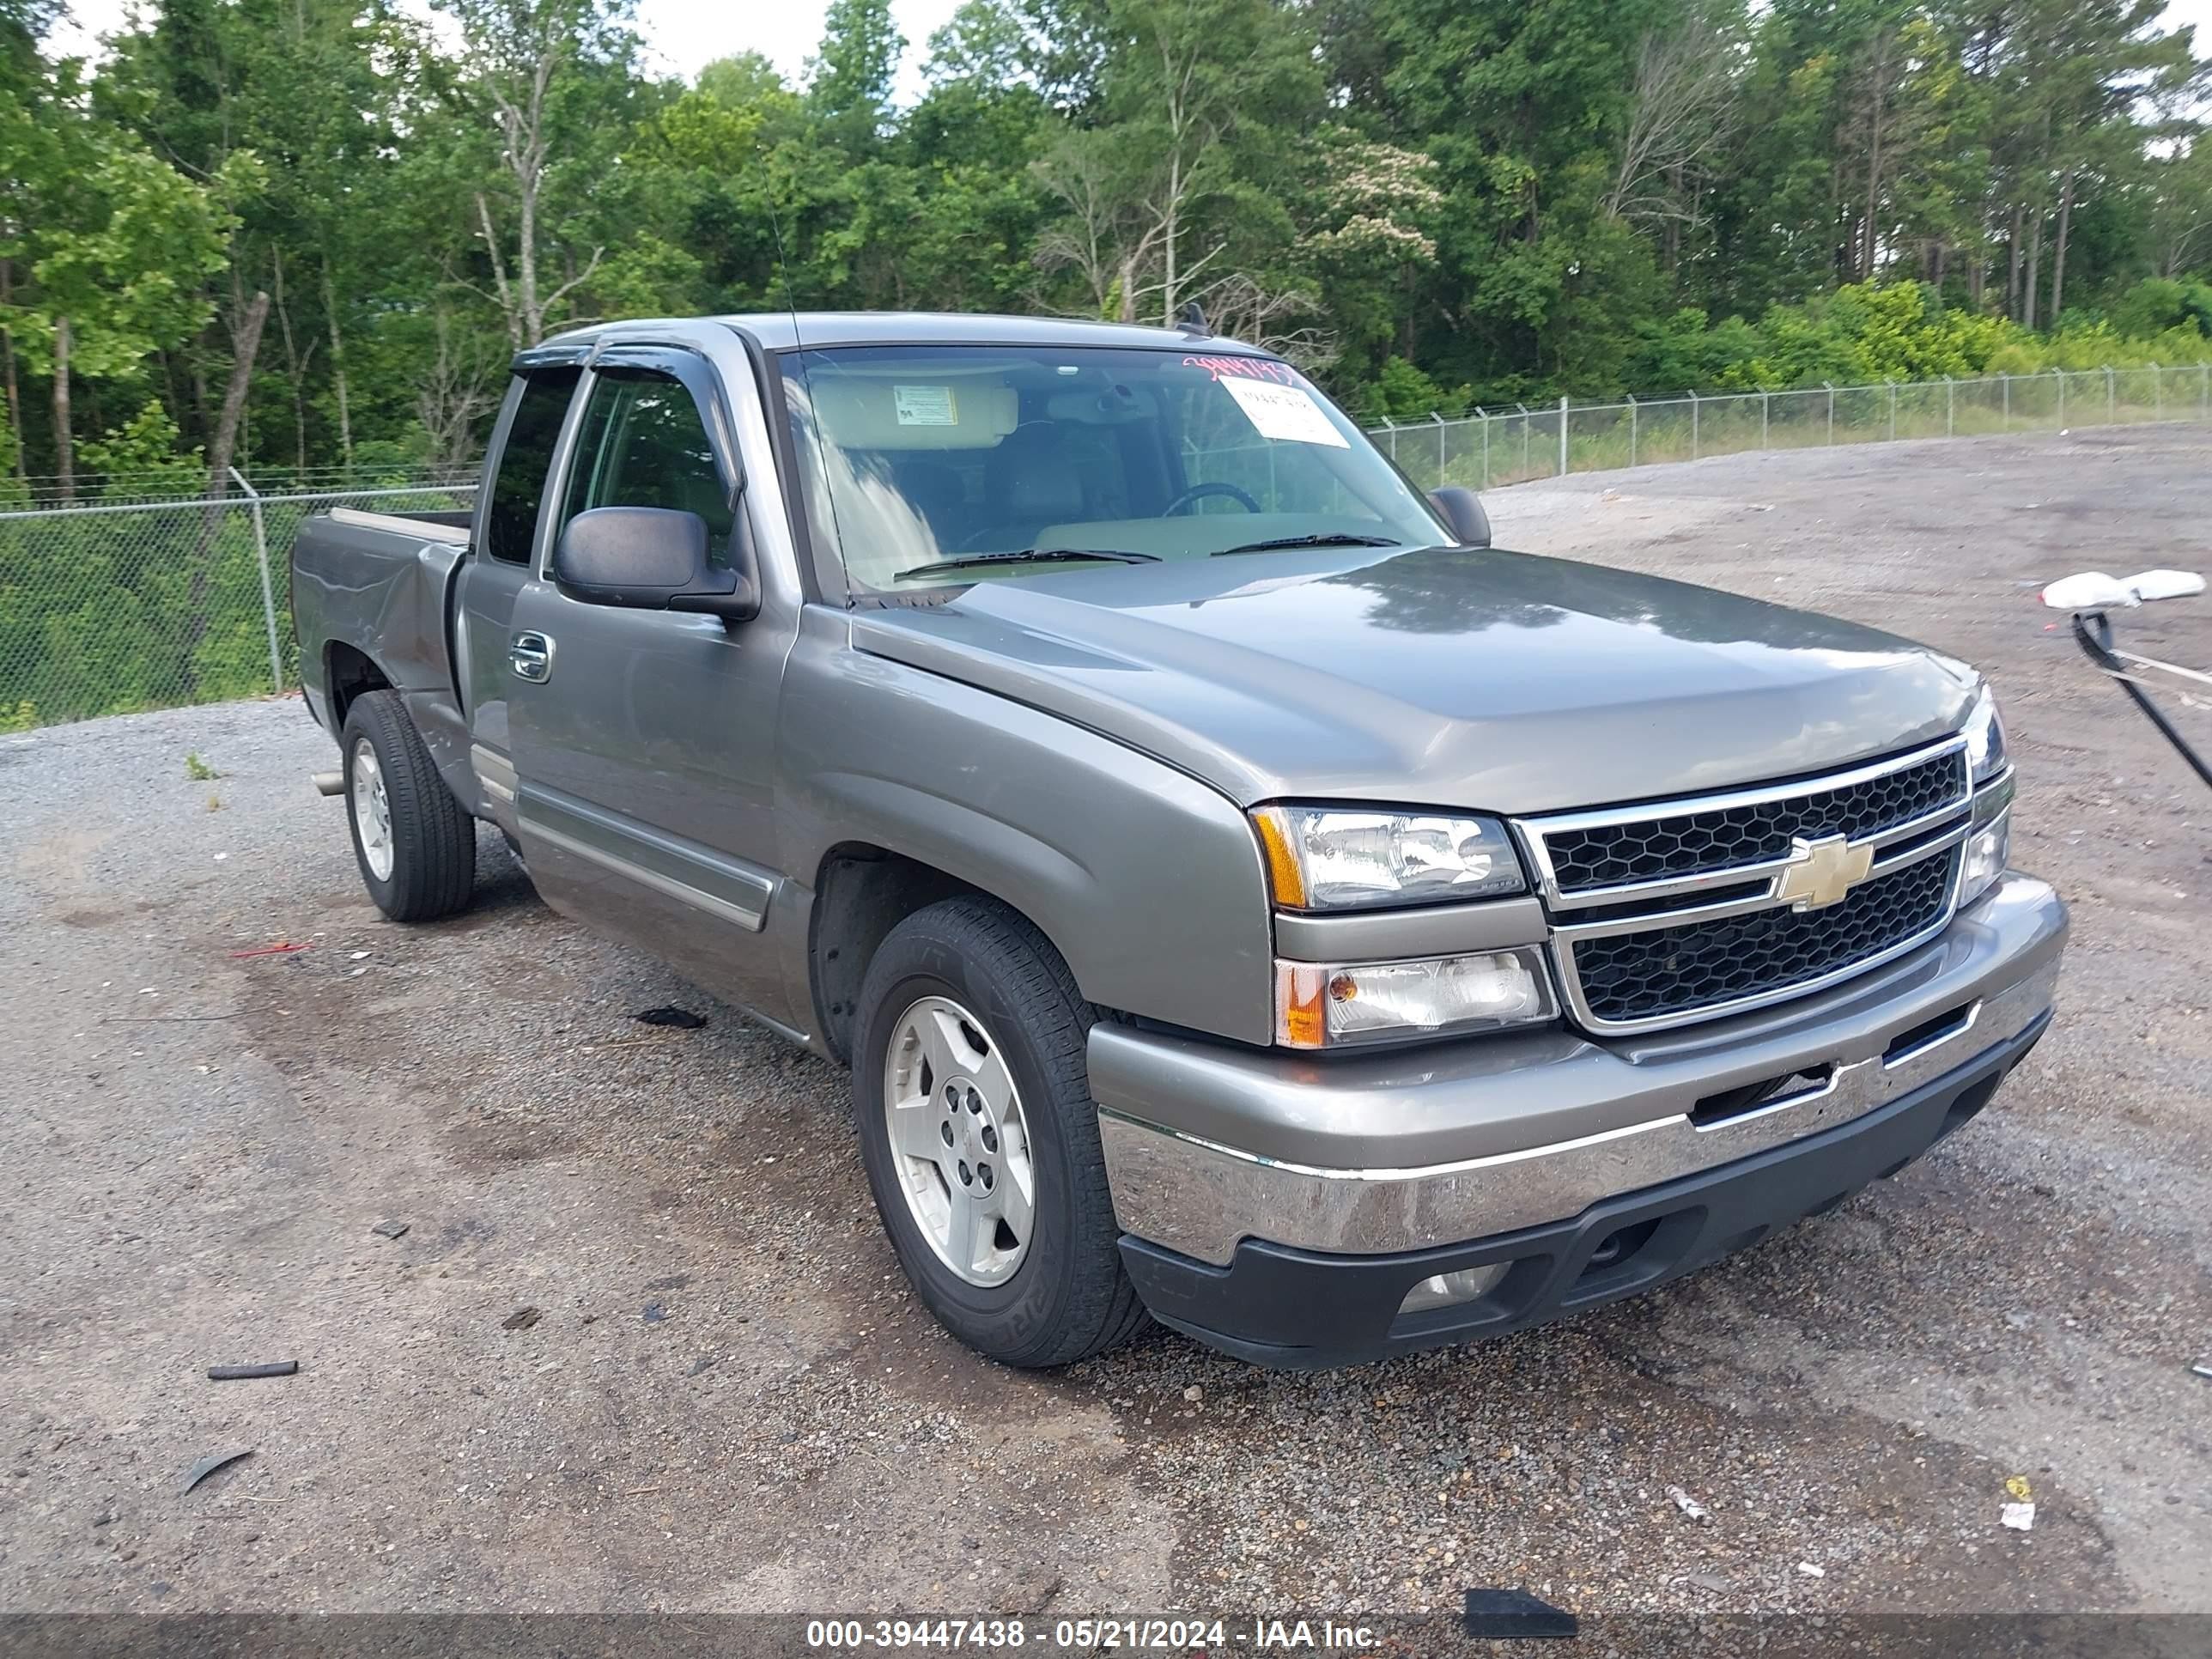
left=3, top=362, right=2209, bottom=732
left=1367, top=362, right=2212, bottom=491
left=0, top=473, right=477, bottom=732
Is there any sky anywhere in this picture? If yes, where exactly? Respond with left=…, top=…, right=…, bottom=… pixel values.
left=46, top=0, right=968, bottom=96
left=40, top=0, right=2212, bottom=104
left=634, top=0, right=963, bottom=96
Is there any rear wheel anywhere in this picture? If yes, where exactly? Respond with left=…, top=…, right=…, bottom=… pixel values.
left=852, top=896, right=1149, bottom=1368
left=340, top=690, right=476, bottom=921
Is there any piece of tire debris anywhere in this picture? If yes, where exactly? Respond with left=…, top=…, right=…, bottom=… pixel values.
left=502, top=1307, right=541, bottom=1331
left=206, top=1362, right=298, bottom=1382
left=634, top=1006, right=706, bottom=1029
left=1462, top=1589, right=1576, bottom=1640
left=371, top=1220, right=410, bottom=1240
left=180, top=1448, right=254, bottom=1494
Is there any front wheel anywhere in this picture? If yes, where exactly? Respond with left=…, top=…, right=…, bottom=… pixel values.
left=852, top=896, right=1149, bottom=1368
left=339, top=690, right=477, bottom=922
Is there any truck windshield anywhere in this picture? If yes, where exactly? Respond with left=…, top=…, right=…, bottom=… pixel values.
left=781, top=344, right=1449, bottom=593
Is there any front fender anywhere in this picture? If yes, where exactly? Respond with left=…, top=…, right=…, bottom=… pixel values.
left=775, top=608, right=1275, bottom=1046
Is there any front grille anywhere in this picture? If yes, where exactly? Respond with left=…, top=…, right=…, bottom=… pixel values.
left=1570, top=851, right=1957, bottom=1026
left=1543, top=747, right=1966, bottom=894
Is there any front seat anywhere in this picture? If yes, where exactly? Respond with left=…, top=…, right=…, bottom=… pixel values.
left=976, top=424, right=1085, bottom=550
left=890, top=459, right=966, bottom=551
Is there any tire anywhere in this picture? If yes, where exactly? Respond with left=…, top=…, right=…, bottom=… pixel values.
left=339, top=690, right=477, bottom=922
left=852, top=896, right=1150, bottom=1368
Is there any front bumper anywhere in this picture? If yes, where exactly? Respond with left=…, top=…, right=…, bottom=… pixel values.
left=1122, top=1008, right=2049, bottom=1367
left=1091, top=872, right=2065, bottom=1364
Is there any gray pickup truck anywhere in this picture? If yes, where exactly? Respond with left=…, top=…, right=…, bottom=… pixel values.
left=292, top=313, right=2064, bottom=1369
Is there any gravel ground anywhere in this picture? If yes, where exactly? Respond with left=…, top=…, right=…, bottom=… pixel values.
left=3, top=426, right=2209, bottom=1627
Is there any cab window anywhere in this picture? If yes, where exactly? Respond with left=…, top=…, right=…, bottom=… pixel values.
left=482, top=367, right=580, bottom=564
left=562, top=369, right=735, bottom=565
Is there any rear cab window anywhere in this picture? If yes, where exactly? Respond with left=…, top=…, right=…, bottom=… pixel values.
left=483, top=368, right=582, bottom=564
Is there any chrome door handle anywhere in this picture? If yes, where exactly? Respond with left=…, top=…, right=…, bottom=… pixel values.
left=509, top=630, right=554, bottom=684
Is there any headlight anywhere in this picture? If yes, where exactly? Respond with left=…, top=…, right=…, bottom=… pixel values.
left=1963, top=684, right=2007, bottom=783
left=1960, top=771, right=2014, bottom=908
left=1252, top=805, right=1527, bottom=910
left=1275, top=948, right=1556, bottom=1048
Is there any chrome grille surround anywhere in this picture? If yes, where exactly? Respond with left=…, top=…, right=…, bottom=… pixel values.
left=1516, top=738, right=1973, bottom=1035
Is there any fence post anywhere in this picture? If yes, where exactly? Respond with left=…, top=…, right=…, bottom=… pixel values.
left=2203, top=362, right=2209, bottom=420
left=2151, top=362, right=2160, bottom=420
left=1380, top=416, right=1397, bottom=463
left=1627, top=395, right=1638, bottom=468
left=1517, top=404, right=1530, bottom=479
left=1761, top=388, right=1770, bottom=450
left=1431, top=410, right=1446, bottom=482
left=228, top=466, right=285, bottom=697
left=1945, top=375, right=1954, bottom=438
left=1887, top=380, right=1897, bottom=441
left=2055, top=368, right=2065, bottom=429
left=2106, top=365, right=2115, bottom=425
left=1824, top=382, right=1834, bottom=445
left=2002, top=371, right=2009, bottom=427
left=1689, top=389, right=1700, bottom=459
left=1478, top=409, right=1490, bottom=489
left=1559, top=393, right=1569, bottom=477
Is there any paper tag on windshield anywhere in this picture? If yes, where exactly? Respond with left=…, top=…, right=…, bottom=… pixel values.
left=894, top=385, right=957, bottom=426
left=1221, top=377, right=1348, bottom=447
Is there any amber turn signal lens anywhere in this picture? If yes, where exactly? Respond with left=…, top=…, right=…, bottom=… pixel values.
left=1251, top=807, right=1309, bottom=908
left=1274, top=962, right=1328, bottom=1048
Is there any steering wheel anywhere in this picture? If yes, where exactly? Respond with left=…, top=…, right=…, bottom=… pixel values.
left=1164, top=480, right=1262, bottom=516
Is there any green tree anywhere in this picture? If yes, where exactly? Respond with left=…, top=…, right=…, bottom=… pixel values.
left=809, top=0, right=904, bottom=155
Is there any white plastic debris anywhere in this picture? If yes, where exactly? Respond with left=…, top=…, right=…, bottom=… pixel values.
left=2041, top=568, right=2206, bottom=611
left=1796, top=1562, right=1825, bottom=1578
left=2002, top=1502, right=2036, bottom=1533
left=1666, top=1486, right=1711, bottom=1523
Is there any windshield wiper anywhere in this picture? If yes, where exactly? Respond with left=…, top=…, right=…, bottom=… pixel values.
left=892, top=548, right=1163, bottom=581
left=1212, top=533, right=1402, bottom=556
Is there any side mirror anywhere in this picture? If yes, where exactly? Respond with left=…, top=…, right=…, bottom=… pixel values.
left=1429, top=487, right=1492, bottom=549
left=552, top=506, right=760, bottom=622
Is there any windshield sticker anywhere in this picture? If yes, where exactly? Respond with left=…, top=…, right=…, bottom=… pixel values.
left=1183, top=355, right=1297, bottom=386
left=894, top=385, right=958, bottom=426
left=1221, top=377, right=1349, bottom=448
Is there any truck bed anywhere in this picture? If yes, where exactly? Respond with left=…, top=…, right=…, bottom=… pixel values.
left=325, top=505, right=474, bottom=541
left=290, top=505, right=475, bottom=787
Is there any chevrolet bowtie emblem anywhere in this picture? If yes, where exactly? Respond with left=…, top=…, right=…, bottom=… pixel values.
left=1775, top=833, right=1875, bottom=910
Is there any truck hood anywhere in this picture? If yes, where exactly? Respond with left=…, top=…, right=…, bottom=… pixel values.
left=848, top=546, right=1979, bottom=814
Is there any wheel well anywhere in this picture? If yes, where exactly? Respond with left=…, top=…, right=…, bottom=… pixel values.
left=325, top=641, right=392, bottom=729
left=810, top=845, right=989, bottom=1066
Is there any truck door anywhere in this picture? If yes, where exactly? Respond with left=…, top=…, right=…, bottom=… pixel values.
left=453, top=365, right=583, bottom=837
left=503, top=348, right=795, bottom=1022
